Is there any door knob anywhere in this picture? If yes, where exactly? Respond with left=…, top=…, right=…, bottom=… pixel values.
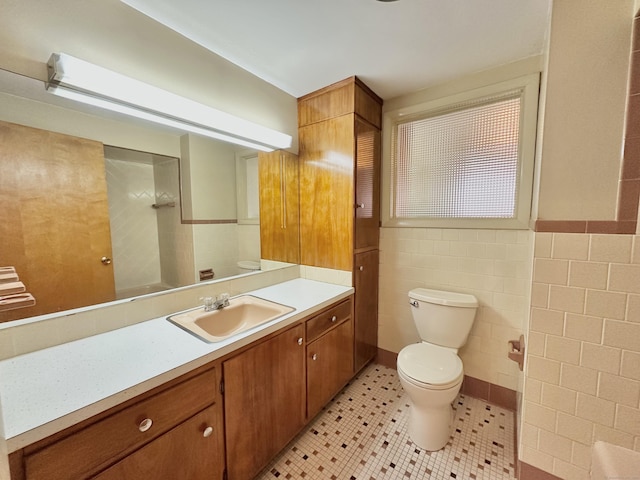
left=101, top=256, right=112, bottom=265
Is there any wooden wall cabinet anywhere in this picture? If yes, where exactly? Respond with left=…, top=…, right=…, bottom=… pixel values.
left=223, top=323, right=306, bottom=480
left=298, top=77, right=382, bottom=373
left=258, top=150, right=300, bottom=264
left=10, top=367, right=224, bottom=480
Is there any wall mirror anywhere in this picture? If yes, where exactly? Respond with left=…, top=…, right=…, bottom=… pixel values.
left=0, top=68, right=299, bottom=323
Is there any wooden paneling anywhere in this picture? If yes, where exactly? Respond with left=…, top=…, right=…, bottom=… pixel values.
left=354, top=250, right=379, bottom=372
left=92, top=406, right=224, bottom=480
left=258, top=150, right=300, bottom=263
left=297, top=76, right=382, bottom=129
left=299, top=115, right=355, bottom=271
left=354, top=117, right=381, bottom=250
left=24, top=368, right=217, bottom=480
left=223, top=324, right=306, bottom=480
left=298, top=78, right=355, bottom=127
left=354, top=81, right=383, bottom=129
left=307, top=318, right=354, bottom=419
left=0, top=120, right=115, bottom=322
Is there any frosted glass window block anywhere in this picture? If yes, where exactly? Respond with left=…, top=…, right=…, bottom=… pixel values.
left=391, top=91, right=522, bottom=219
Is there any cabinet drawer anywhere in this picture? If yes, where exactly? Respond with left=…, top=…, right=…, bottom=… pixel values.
left=306, top=298, right=352, bottom=343
left=92, top=405, right=224, bottom=480
left=25, top=368, right=217, bottom=480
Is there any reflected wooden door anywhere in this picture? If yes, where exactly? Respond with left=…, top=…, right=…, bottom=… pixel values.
left=0, top=120, right=115, bottom=321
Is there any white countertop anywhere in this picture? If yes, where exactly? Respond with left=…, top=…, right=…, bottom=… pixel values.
left=0, top=279, right=353, bottom=452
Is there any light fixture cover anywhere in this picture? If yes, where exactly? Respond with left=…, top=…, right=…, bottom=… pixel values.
left=46, top=53, right=292, bottom=152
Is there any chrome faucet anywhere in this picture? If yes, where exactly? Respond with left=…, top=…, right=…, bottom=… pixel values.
left=202, top=293, right=230, bottom=312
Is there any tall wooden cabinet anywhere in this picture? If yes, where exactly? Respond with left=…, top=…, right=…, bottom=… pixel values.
left=258, top=150, right=300, bottom=264
left=298, top=77, right=382, bottom=373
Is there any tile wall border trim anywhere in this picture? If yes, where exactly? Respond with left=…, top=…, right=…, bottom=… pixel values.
left=518, top=461, right=562, bottom=480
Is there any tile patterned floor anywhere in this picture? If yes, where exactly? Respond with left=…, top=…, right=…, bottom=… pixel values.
left=257, top=364, right=516, bottom=480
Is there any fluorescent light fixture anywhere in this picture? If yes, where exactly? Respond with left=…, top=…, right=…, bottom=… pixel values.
left=46, top=53, right=292, bottom=152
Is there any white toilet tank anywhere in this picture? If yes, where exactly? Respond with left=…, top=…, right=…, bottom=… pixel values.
left=409, top=288, right=478, bottom=349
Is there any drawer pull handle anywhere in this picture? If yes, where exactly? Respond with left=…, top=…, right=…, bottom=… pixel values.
left=312, top=353, right=318, bottom=361
left=331, top=315, right=337, bottom=322
left=203, top=426, right=214, bottom=438
left=297, top=337, right=303, bottom=346
left=138, top=418, right=153, bottom=432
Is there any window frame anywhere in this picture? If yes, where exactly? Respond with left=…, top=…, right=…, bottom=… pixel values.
left=381, top=73, right=540, bottom=230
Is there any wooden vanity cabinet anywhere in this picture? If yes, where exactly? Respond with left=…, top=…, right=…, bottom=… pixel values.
left=92, top=405, right=222, bottom=480
left=223, top=323, right=306, bottom=480
left=10, top=366, right=223, bottom=480
left=306, top=299, right=354, bottom=419
left=258, top=150, right=300, bottom=264
left=298, top=77, right=382, bottom=374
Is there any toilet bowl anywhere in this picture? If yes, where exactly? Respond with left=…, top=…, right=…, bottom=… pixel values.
left=397, top=343, right=464, bottom=450
left=397, top=288, right=477, bottom=451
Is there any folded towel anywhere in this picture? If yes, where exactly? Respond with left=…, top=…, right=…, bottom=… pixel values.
left=0, top=281, right=25, bottom=296
left=0, top=272, right=19, bottom=284
left=0, top=293, right=36, bottom=312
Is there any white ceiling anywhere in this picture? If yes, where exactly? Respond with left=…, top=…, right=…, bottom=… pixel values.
left=120, top=0, right=552, bottom=100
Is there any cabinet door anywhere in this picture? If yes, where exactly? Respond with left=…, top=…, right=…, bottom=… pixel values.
left=354, top=117, right=380, bottom=251
left=224, top=324, right=306, bottom=480
left=307, top=318, right=354, bottom=419
left=354, top=250, right=379, bottom=372
left=299, top=115, right=355, bottom=271
left=258, top=151, right=300, bottom=263
left=92, top=406, right=224, bottom=480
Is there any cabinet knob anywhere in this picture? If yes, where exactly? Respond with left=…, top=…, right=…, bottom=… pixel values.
left=101, top=256, right=112, bottom=265
left=312, top=353, right=318, bottom=361
left=331, top=315, right=337, bottom=322
left=359, top=266, right=364, bottom=271
left=356, top=203, right=365, bottom=209
left=138, top=418, right=153, bottom=432
left=297, top=337, right=303, bottom=346
left=203, top=426, right=214, bottom=438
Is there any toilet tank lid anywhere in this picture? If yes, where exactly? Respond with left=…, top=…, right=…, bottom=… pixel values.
left=409, top=288, right=478, bottom=308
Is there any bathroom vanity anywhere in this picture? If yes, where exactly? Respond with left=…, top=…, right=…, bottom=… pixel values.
left=2, top=279, right=355, bottom=480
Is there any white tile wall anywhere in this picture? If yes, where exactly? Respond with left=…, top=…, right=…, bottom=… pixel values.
left=521, top=233, right=640, bottom=480
left=105, top=158, right=161, bottom=291
left=378, top=227, right=533, bottom=392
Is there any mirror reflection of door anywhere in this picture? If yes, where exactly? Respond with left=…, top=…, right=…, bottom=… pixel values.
left=0, top=120, right=115, bottom=322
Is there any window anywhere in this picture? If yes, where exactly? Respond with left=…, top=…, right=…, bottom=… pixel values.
left=382, top=74, right=539, bottom=229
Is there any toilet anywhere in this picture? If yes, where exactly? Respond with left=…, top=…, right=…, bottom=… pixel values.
left=237, top=260, right=261, bottom=272
left=397, top=288, right=478, bottom=451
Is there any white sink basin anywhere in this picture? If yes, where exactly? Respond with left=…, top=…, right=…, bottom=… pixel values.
left=167, top=295, right=294, bottom=343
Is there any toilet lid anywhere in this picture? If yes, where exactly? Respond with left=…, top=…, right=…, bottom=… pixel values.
left=398, top=343, right=463, bottom=387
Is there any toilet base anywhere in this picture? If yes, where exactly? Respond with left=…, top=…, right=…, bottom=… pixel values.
left=407, top=401, right=455, bottom=451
